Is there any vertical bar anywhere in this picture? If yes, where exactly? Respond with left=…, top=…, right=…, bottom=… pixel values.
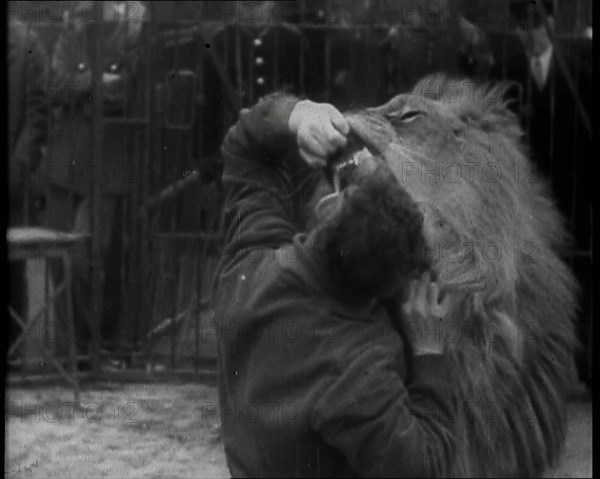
left=500, top=34, right=508, bottom=80
left=88, top=7, right=104, bottom=375
left=273, top=28, right=280, bottom=88
left=135, top=20, right=149, bottom=334
left=21, top=257, right=27, bottom=379
left=43, top=252, right=51, bottom=371
left=324, top=32, right=331, bottom=102
left=299, top=29, right=305, bottom=95
left=548, top=64, right=556, bottom=180
left=22, top=22, right=31, bottom=226
left=66, top=17, right=77, bottom=236
left=195, top=250, right=201, bottom=372
left=170, top=255, right=177, bottom=369
left=174, top=252, right=187, bottom=368
left=141, top=4, right=155, bottom=365
left=119, top=191, right=127, bottom=356
left=128, top=132, right=137, bottom=350
left=524, top=67, right=532, bottom=145
left=350, top=29, right=357, bottom=101
left=168, top=20, right=183, bottom=369
left=236, top=27, right=245, bottom=105
left=195, top=40, right=205, bottom=372
left=63, top=251, right=80, bottom=404
left=149, top=241, right=161, bottom=367
left=223, top=22, right=230, bottom=96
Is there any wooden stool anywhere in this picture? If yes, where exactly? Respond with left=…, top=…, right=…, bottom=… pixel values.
left=7, top=227, right=88, bottom=404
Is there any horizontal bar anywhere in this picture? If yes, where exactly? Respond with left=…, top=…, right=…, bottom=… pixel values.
left=571, top=250, right=593, bottom=258
left=139, top=171, right=200, bottom=215
left=103, top=117, right=150, bottom=126
left=151, top=232, right=223, bottom=241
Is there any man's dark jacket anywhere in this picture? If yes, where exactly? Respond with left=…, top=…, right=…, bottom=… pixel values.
left=9, top=19, right=48, bottom=223
left=213, top=94, right=459, bottom=477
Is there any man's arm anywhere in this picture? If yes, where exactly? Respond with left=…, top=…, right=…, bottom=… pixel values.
left=220, top=93, right=303, bottom=268
left=312, top=274, right=459, bottom=478
left=219, top=94, right=348, bottom=268
left=312, top=345, right=457, bottom=478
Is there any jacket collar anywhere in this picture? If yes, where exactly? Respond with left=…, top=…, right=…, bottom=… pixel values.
left=275, top=233, right=381, bottom=320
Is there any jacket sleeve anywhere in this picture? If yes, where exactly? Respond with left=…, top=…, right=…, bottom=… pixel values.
left=311, top=347, right=459, bottom=478
left=219, top=93, right=319, bottom=268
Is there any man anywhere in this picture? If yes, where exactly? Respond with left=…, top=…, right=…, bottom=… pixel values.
left=489, top=0, right=592, bottom=226
left=213, top=93, right=461, bottom=476
left=9, top=17, right=48, bottom=226
left=382, top=0, right=493, bottom=93
left=489, top=0, right=592, bottom=387
left=8, top=16, right=49, bottom=350
left=43, top=1, right=147, bottom=346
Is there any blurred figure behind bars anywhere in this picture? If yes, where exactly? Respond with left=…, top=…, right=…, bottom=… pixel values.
left=8, top=14, right=49, bottom=346
left=381, top=0, right=494, bottom=92
left=488, top=0, right=593, bottom=385
left=8, top=15, right=48, bottom=226
left=40, top=1, right=147, bottom=349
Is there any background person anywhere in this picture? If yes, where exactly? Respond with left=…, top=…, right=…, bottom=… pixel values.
left=8, top=15, right=49, bottom=350
left=488, top=0, right=593, bottom=387
left=9, top=16, right=48, bottom=226
left=42, top=0, right=147, bottom=349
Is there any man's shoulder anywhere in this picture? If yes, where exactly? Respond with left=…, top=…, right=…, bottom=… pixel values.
left=9, top=19, right=28, bottom=42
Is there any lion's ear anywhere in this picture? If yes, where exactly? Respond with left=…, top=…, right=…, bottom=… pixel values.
left=411, top=74, right=449, bottom=101
left=411, top=75, right=524, bottom=136
left=451, top=81, right=524, bottom=141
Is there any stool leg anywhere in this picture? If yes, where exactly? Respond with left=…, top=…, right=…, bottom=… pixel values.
left=63, top=254, right=80, bottom=404
left=22, top=260, right=28, bottom=381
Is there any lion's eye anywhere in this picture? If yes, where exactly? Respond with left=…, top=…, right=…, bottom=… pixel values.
left=399, top=110, right=425, bottom=122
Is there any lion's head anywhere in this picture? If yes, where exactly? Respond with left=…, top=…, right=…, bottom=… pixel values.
left=323, top=75, right=579, bottom=476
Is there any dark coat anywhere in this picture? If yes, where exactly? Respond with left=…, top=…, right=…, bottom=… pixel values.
left=203, top=21, right=388, bottom=131
left=44, top=16, right=145, bottom=195
left=382, top=18, right=494, bottom=93
left=488, top=32, right=593, bottom=381
left=9, top=19, right=48, bottom=215
left=213, top=94, right=459, bottom=477
left=488, top=33, right=592, bottom=250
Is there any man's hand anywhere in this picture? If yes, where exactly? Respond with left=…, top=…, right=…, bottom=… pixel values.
left=402, top=272, right=454, bottom=356
left=288, top=100, right=349, bottom=167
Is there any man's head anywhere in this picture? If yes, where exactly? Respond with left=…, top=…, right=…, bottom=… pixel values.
left=311, top=154, right=430, bottom=299
left=509, top=0, right=554, bottom=56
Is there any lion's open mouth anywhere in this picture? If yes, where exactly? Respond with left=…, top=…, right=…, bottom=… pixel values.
left=332, top=147, right=374, bottom=192
left=315, top=146, right=382, bottom=219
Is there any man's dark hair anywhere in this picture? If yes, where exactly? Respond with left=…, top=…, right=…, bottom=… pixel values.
left=315, top=165, right=430, bottom=298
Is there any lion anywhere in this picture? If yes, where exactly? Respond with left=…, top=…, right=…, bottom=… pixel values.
left=321, top=75, right=578, bottom=477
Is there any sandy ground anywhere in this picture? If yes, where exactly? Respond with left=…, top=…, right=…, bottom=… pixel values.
left=5, top=383, right=228, bottom=478
left=5, top=382, right=592, bottom=478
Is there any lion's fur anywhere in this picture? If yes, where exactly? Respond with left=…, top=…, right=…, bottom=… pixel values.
left=344, top=75, right=579, bottom=477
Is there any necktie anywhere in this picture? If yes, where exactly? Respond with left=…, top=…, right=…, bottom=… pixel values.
left=531, top=56, right=544, bottom=89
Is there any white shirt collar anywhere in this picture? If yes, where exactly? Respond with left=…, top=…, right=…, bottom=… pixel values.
left=530, top=45, right=554, bottom=87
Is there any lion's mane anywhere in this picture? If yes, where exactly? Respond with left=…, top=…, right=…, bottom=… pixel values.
left=344, top=75, right=578, bottom=477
